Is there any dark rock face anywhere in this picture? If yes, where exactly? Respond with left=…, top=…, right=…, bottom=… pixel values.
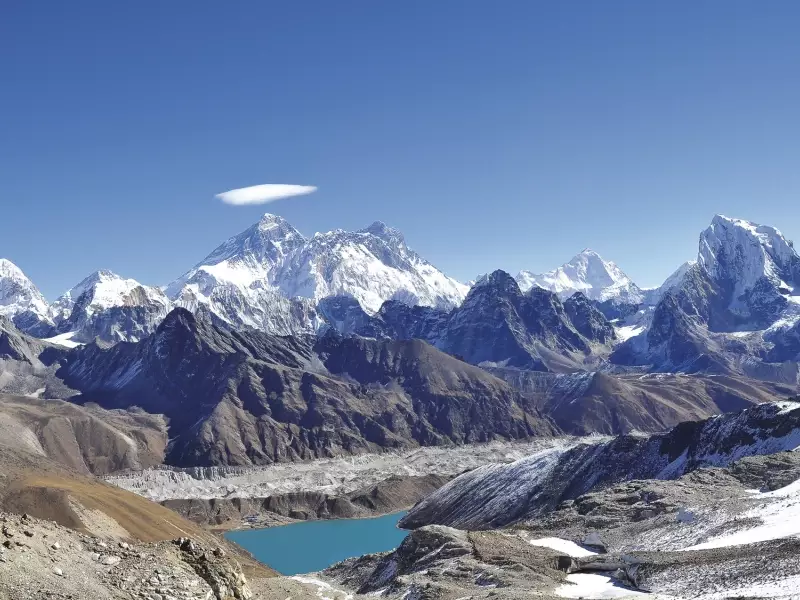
left=57, top=308, right=558, bottom=467
left=56, top=288, right=170, bottom=344
left=563, top=293, right=616, bottom=345
left=766, top=321, right=800, bottom=362
left=328, top=271, right=617, bottom=371
left=10, top=311, right=54, bottom=338
left=0, top=316, right=49, bottom=364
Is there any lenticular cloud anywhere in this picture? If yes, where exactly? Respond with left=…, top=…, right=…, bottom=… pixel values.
left=216, top=184, right=317, bottom=206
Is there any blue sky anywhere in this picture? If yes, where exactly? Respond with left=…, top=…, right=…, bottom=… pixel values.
left=2, top=1, right=799, bottom=299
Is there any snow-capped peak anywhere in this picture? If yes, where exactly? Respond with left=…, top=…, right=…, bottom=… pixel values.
left=168, top=214, right=468, bottom=320
left=516, top=249, right=643, bottom=304
left=0, top=258, right=51, bottom=325
left=165, top=213, right=306, bottom=298
left=698, top=214, right=799, bottom=299
left=52, top=270, right=169, bottom=322
left=643, top=260, right=697, bottom=306
left=358, top=220, right=405, bottom=245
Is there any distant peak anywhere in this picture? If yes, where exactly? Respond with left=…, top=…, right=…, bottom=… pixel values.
left=258, top=213, right=289, bottom=228
left=573, top=248, right=605, bottom=262
left=359, top=221, right=405, bottom=244
left=82, top=269, right=123, bottom=284
left=473, top=269, right=519, bottom=291
left=0, top=258, right=25, bottom=277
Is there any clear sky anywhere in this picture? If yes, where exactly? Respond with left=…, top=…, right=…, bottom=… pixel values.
left=2, top=1, right=799, bottom=299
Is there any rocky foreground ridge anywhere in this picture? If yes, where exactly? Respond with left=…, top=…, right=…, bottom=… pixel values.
left=319, top=401, right=800, bottom=599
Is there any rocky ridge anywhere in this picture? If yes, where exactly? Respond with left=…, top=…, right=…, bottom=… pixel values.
left=56, top=308, right=558, bottom=467
left=399, top=400, right=800, bottom=530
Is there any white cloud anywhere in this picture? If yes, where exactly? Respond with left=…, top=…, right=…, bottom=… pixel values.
left=216, top=184, right=317, bottom=206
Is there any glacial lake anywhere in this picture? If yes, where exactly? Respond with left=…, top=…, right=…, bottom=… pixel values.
left=225, top=511, right=409, bottom=575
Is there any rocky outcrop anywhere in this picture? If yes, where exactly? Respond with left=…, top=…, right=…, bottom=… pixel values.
left=326, top=525, right=568, bottom=599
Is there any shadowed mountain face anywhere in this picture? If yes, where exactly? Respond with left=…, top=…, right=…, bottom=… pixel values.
left=56, top=308, right=558, bottom=467
left=484, top=368, right=795, bottom=436
left=323, top=271, right=617, bottom=372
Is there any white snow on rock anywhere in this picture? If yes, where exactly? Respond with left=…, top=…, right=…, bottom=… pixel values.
left=693, top=575, right=800, bottom=600
left=0, top=258, right=52, bottom=326
left=43, top=331, right=83, bottom=348
left=556, top=573, right=647, bottom=598
left=51, top=270, right=170, bottom=322
left=528, top=537, right=597, bottom=557
left=615, top=324, right=645, bottom=342
left=699, top=214, right=800, bottom=312
left=290, top=575, right=355, bottom=599
left=167, top=214, right=468, bottom=331
left=683, top=477, right=800, bottom=551
left=642, top=260, right=696, bottom=306
left=516, top=249, right=643, bottom=304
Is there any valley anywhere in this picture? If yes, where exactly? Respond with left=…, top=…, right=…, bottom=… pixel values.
left=0, top=212, right=799, bottom=598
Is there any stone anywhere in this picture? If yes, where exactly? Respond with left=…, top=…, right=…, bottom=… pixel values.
left=102, top=555, right=122, bottom=566
left=23, top=530, right=34, bottom=538
left=53, top=567, right=63, bottom=577
left=51, top=542, right=60, bottom=550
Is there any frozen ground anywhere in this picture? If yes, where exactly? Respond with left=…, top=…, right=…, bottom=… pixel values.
left=106, top=438, right=582, bottom=502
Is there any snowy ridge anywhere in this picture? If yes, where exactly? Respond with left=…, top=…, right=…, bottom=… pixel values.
left=516, top=249, right=644, bottom=305
left=400, top=401, right=800, bottom=530
left=699, top=214, right=800, bottom=313
left=51, top=270, right=170, bottom=322
left=167, top=214, right=468, bottom=331
left=0, top=258, right=52, bottom=332
left=643, top=260, right=696, bottom=306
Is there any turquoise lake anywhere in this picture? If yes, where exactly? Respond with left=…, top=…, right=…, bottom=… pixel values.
left=225, top=512, right=409, bottom=575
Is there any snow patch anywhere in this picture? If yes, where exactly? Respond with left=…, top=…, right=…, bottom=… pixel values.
left=528, top=537, right=597, bottom=557
left=556, top=573, right=647, bottom=598
left=44, top=331, right=83, bottom=348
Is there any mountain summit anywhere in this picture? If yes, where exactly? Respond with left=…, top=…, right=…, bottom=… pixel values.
left=0, top=258, right=53, bottom=335
left=516, top=249, right=643, bottom=305
left=167, top=213, right=468, bottom=326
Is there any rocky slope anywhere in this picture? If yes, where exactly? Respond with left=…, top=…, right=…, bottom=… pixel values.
left=0, top=393, right=167, bottom=475
left=399, top=400, right=800, bottom=530
left=326, top=450, right=800, bottom=599
left=162, top=474, right=451, bottom=529
left=486, top=368, right=795, bottom=435
left=56, top=308, right=557, bottom=467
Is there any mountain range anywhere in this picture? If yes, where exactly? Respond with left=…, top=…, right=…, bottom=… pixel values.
left=0, top=212, right=798, bottom=468
left=2, top=212, right=796, bottom=363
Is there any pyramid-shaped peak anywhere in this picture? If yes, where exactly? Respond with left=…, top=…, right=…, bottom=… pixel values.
left=359, top=220, right=405, bottom=244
